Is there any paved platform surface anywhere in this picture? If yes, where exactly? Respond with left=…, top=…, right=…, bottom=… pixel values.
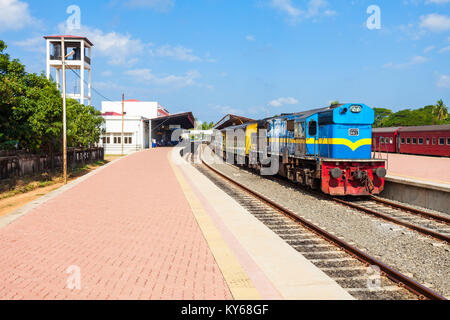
left=0, top=148, right=353, bottom=300
left=0, top=149, right=232, bottom=300
left=376, top=153, right=450, bottom=187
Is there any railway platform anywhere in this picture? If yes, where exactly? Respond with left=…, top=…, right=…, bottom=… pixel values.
left=0, top=148, right=352, bottom=300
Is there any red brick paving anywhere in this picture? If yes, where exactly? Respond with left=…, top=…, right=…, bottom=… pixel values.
left=0, top=149, right=232, bottom=300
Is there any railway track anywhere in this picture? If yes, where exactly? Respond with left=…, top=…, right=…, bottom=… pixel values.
left=332, top=197, right=450, bottom=244
left=192, top=154, right=446, bottom=300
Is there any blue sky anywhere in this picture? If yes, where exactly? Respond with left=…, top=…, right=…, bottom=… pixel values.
left=1, top=0, right=450, bottom=123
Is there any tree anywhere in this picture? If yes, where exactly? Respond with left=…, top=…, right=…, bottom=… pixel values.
left=432, top=99, right=448, bottom=125
left=331, top=100, right=340, bottom=106
left=373, top=108, right=393, bottom=127
left=0, top=40, right=104, bottom=153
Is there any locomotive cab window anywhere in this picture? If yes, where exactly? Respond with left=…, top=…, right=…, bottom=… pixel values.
left=308, top=121, right=317, bottom=136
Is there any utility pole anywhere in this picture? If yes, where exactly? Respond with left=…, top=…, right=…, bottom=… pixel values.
left=61, top=37, right=68, bottom=185
left=122, top=93, right=125, bottom=156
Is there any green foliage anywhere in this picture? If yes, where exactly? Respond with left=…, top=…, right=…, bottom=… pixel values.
left=201, top=121, right=215, bottom=130
left=331, top=100, right=340, bottom=106
left=0, top=40, right=104, bottom=152
left=373, top=108, right=393, bottom=127
left=373, top=101, right=449, bottom=128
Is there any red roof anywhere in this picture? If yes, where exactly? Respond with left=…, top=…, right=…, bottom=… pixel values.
left=102, top=112, right=123, bottom=116
left=44, top=35, right=94, bottom=46
left=124, top=99, right=141, bottom=102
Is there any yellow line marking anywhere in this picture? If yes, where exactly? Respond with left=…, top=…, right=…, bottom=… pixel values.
left=168, top=151, right=261, bottom=300
left=268, top=138, right=372, bottom=152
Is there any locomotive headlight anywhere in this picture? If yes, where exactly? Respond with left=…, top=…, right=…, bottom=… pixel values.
left=350, top=105, right=362, bottom=113
left=330, top=168, right=342, bottom=179
left=374, top=167, right=387, bottom=178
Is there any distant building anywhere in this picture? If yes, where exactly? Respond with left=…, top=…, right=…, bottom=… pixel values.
left=100, top=100, right=195, bottom=155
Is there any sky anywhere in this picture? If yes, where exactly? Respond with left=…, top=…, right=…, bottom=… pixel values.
left=0, top=0, right=449, bottom=123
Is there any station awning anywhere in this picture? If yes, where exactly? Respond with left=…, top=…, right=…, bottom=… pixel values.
left=150, top=112, right=195, bottom=130
left=213, top=114, right=255, bottom=130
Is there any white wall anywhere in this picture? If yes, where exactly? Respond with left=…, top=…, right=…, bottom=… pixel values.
left=101, top=101, right=162, bottom=119
left=100, top=116, right=149, bottom=155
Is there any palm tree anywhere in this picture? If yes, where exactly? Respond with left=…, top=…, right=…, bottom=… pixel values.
left=432, top=100, right=448, bottom=125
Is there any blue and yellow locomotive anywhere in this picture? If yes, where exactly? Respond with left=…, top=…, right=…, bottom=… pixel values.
left=215, top=103, right=386, bottom=196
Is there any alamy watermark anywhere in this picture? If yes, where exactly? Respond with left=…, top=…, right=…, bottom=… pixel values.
left=367, top=5, right=381, bottom=30
left=66, top=5, right=81, bottom=31
left=66, top=265, right=81, bottom=290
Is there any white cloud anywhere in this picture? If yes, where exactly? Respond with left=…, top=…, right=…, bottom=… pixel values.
left=246, top=35, right=256, bottom=42
left=0, top=0, right=37, bottom=31
left=425, top=0, right=450, bottom=4
left=437, top=74, right=450, bottom=88
left=152, top=45, right=201, bottom=62
left=383, top=56, right=428, bottom=69
left=438, top=45, right=450, bottom=53
left=424, top=45, right=436, bottom=53
left=58, top=24, right=146, bottom=65
left=214, top=105, right=241, bottom=115
left=13, top=35, right=45, bottom=53
left=271, top=0, right=335, bottom=23
left=268, top=97, right=299, bottom=107
left=124, top=68, right=200, bottom=89
left=420, top=14, right=450, bottom=32
left=125, top=0, right=174, bottom=12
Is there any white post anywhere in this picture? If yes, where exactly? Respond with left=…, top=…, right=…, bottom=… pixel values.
left=88, top=68, right=92, bottom=105
left=61, top=37, right=67, bottom=185
left=46, top=40, right=50, bottom=80
left=55, top=68, right=60, bottom=90
left=80, top=41, right=85, bottom=105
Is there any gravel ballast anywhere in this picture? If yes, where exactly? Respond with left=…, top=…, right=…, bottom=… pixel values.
left=199, top=148, right=450, bottom=298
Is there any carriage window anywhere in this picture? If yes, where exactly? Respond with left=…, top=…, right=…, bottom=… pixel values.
left=287, top=120, right=295, bottom=132
left=406, top=138, right=411, bottom=144
left=380, top=137, right=384, bottom=143
left=418, top=138, right=423, bottom=145
left=433, top=138, right=436, bottom=145
left=439, top=138, right=445, bottom=145
left=401, top=138, right=405, bottom=144
left=308, top=121, right=317, bottom=136
left=426, top=138, right=430, bottom=145
left=412, top=138, right=417, bottom=144
left=447, top=138, right=450, bottom=145
left=390, top=138, right=393, bottom=144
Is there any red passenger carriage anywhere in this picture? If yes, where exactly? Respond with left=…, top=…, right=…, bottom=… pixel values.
left=372, top=125, right=450, bottom=157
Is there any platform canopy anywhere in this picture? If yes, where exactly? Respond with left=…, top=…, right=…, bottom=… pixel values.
left=149, top=112, right=195, bottom=130
left=213, top=114, right=255, bottom=130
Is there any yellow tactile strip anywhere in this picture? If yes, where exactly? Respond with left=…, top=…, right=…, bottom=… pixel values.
left=168, top=152, right=261, bottom=300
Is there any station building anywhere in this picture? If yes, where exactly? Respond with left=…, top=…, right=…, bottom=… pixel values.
left=100, top=100, right=195, bottom=155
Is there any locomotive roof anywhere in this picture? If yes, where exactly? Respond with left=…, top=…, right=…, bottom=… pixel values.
left=264, top=105, right=341, bottom=121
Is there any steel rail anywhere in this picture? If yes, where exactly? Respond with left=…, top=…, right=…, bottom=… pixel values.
left=330, top=197, right=450, bottom=244
left=369, top=196, right=450, bottom=225
left=200, top=159, right=446, bottom=300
